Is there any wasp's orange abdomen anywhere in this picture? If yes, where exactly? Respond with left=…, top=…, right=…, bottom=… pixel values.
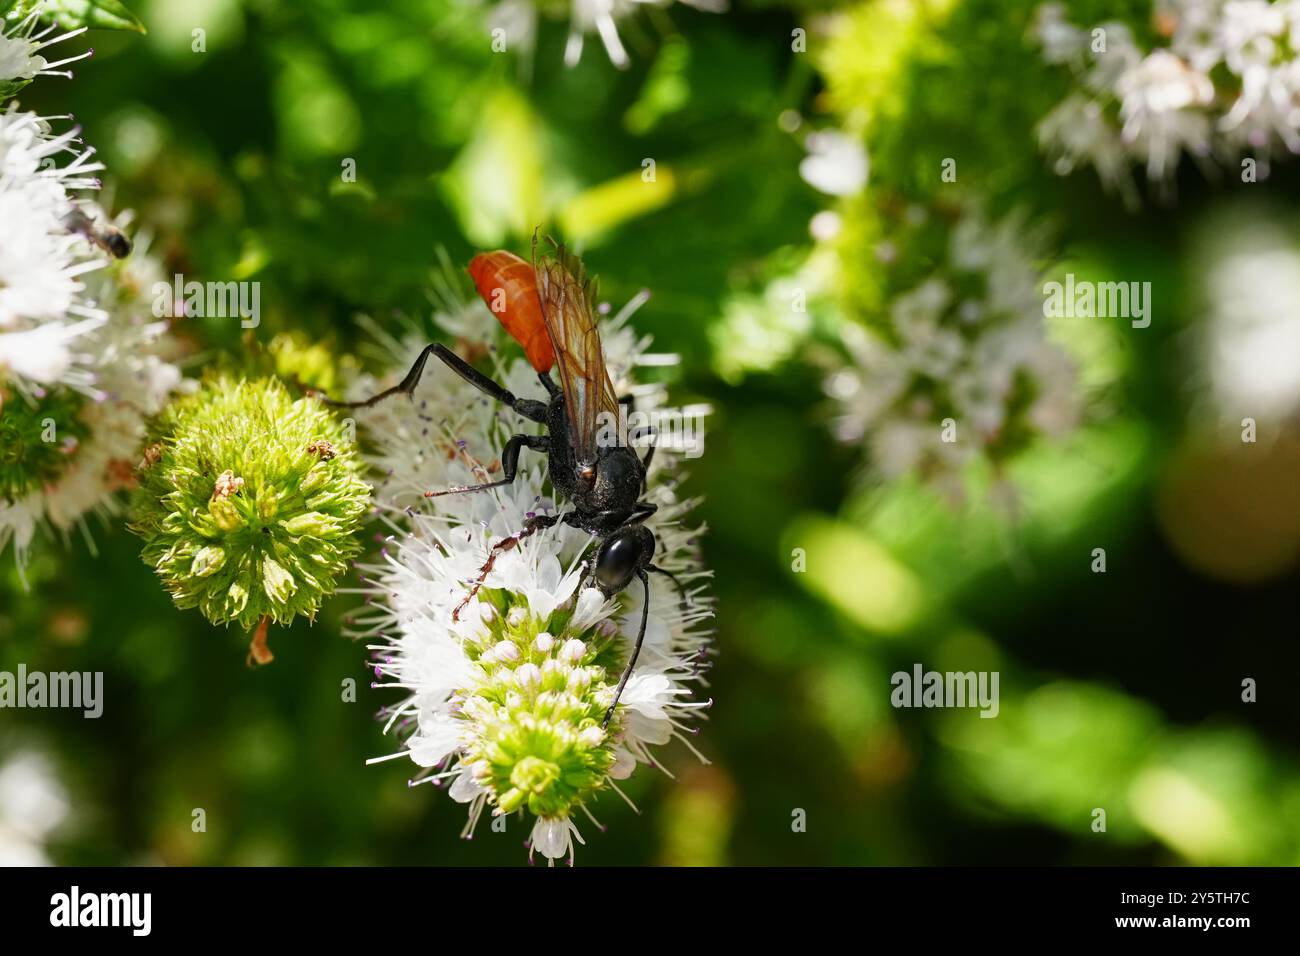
left=468, top=251, right=555, bottom=373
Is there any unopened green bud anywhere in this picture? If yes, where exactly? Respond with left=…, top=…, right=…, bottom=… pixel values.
left=209, top=496, right=244, bottom=533
left=282, top=511, right=332, bottom=536
left=262, top=556, right=296, bottom=604
left=190, top=546, right=226, bottom=578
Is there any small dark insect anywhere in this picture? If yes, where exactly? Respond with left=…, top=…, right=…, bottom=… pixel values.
left=63, top=206, right=132, bottom=259
left=325, top=234, right=684, bottom=727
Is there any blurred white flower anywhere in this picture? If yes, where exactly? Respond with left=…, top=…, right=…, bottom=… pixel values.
left=1216, top=0, right=1286, bottom=75
left=1037, top=95, right=1135, bottom=201
left=1033, top=1, right=1300, bottom=195
left=0, top=749, right=69, bottom=867
left=350, top=276, right=712, bottom=863
left=1218, top=54, right=1300, bottom=153
left=799, top=129, right=869, bottom=197
left=1030, top=3, right=1089, bottom=65
left=1086, top=22, right=1145, bottom=91
left=0, top=108, right=109, bottom=393
left=828, top=208, right=1080, bottom=501
left=0, top=219, right=185, bottom=574
left=1116, top=50, right=1216, bottom=181
left=0, top=13, right=186, bottom=575
left=1165, top=0, right=1229, bottom=72
left=0, top=317, right=102, bottom=386
left=1193, top=209, right=1300, bottom=422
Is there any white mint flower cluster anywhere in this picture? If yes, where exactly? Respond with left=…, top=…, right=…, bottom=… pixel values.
left=0, top=7, right=183, bottom=572
left=1033, top=0, right=1300, bottom=202
left=826, top=207, right=1080, bottom=503
left=348, top=274, right=713, bottom=864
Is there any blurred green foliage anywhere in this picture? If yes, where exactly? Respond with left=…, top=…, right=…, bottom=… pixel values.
left=2, top=0, right=1300, bottom=866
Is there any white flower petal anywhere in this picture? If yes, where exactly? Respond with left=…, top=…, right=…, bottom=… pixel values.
left=406, top=715, right=464, bottom=768
left=530, top=816, right=572, bottom=860
left=448, top=770, right=484, bottom=804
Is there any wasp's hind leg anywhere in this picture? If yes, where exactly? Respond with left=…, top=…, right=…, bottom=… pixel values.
left=426, top=434, right=549, bottom=498
left=451, top=512, right=563, bottom=622
left=617, top=393, right=659, bottom=491
left=320, top=342, right=549, bottom=424
left=647, top=563, right=691, bottom=611
left=603, top=569, right=651, bottom=729
left=633, top=425, right=657, bottom=493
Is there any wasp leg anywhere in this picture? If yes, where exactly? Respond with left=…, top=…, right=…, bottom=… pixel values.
left=452, top=512, right=563, bottom=622
left=603, top=569, right=650, bottom=729
left=617, top=391, right=659, bottom=488
left=632, top=425, right=658, bottom=493
left=538, top=371, right=562, bottom=399
left=425, top=434, right=549, bottom=498
left=321, top=343, right=549, bottom=424
left=647, top=563, right=690, bottom=610
left=617, top=392, right=658, bottom=490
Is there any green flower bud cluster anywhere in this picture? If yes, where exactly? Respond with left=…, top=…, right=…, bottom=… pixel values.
left=457, top=589, right=622, bottom=822
left=266, top=332, right=351, bottom=395
left=129, top=376, right=371, bottom=631
left=0, top=388, right=89, bottom=505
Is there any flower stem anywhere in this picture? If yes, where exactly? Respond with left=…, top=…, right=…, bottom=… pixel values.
left=247, top=615, right=274, bottom=667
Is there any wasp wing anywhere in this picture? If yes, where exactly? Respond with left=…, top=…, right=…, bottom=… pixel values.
left=534, top=240, right=621, bottom=465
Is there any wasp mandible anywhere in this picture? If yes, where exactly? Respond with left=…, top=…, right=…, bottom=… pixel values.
left=327, top=235, right=683, bottom=726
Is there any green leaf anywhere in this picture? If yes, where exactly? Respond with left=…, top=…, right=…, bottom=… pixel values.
left=36, top=0, right=146, bottom=33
